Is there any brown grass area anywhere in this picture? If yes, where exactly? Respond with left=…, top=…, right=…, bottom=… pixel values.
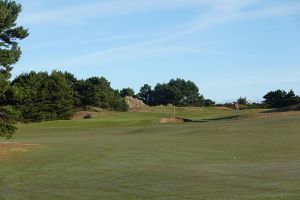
left=0, top=143, right=41, bottom=159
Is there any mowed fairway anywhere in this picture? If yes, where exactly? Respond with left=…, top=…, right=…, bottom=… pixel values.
left=0, top=108, right=300, bottom=200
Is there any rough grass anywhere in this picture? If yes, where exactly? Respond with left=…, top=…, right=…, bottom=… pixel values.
left=0, top=107, right=299, bottom=200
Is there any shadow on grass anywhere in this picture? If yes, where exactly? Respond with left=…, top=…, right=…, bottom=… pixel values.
left=186, top=115, right=241, bottom=123
left=260, top=104, right=300, bottom=113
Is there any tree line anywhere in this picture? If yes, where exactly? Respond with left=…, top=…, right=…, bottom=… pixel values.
left=122, top=86, right=299, bottom=110
left=136, top=79, right=206, bottom=107
left=1, top=72, right=208, bottom=121
left=216, top=90, right=300, bottom=110
left=1, top=71, right=129, bottom=123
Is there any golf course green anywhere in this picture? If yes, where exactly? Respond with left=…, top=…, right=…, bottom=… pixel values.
left=1, top=107, right=300, bottom=200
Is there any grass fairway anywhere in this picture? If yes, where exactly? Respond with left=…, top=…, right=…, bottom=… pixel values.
left=1, top=108, right=300, bottom=200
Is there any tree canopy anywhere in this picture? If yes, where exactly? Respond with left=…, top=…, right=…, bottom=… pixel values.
left=237, top=97, right=248, bottom=105
left=2, top=73, right=129, bottom=123
left=263, top=89, right=299, bottom=108
left=138, top=84, right=152, bottom=105
left=10, top=71, right=74, bottom=122
left=74, top=77, right=128, bottom=111
left=138, top=79, right=204, bottom=106
left=0, top=0, right=28, bottom=77
left=120, top=88, right=135, bottom=98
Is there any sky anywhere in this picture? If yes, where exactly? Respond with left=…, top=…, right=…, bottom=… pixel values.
left=13, top=0, right=300, bottom=103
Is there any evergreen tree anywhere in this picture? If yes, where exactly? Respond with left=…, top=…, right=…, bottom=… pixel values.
left=149, top=79, right=204, bottom=106
left=138, top=84, right=152, bottom=105
left=263, top=89, right=299, bottom=108
left=11, top=71, right=74, bottom=122
left=0, top=0, right=28, bottom=138
left=204, top=99, right=216, bottom=106
left=237, top=97, right=248, bottom=105
left=120, top=88, right=135, bottom=98
left=74, top=77, right=128, bottom=111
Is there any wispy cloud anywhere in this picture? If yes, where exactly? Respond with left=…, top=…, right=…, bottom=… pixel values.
left=32, top=45, right=211, bottom=68
left=18, top=0, right=300, bottom=70
left=19, top=0, right=257, bottom=24
left=38, top=0, right=300, bottom=66
left=19, top=0, right=193, bottom=24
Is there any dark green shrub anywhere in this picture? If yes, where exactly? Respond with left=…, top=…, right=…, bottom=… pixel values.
left=111, top=99, right=129, bottom=112
left=0, top=111, right=17, bottom=139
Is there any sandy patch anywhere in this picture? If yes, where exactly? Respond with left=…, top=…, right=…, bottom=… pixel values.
left=160, top=117, right=192, bottom=124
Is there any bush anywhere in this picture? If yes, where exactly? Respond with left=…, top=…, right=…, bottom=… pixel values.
left=0, top=121, right=16, bottom=139
left=111, top=99, right=129, bottom=112
left=0, top=111, right=17, bottom=139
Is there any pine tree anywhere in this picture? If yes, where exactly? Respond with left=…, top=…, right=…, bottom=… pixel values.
left=0, top=0, right=29, bottom=138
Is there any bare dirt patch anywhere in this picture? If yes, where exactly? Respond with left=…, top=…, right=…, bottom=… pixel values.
left=0, top=143, right=41, bottom=159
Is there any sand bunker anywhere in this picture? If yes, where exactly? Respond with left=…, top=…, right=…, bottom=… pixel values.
left=72, top=111, right=94, bottom=120
left=160, top=117, right=192, bottom=124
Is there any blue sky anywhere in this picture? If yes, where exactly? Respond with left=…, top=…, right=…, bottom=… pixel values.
left=14, top=0, right=300, bottom=102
